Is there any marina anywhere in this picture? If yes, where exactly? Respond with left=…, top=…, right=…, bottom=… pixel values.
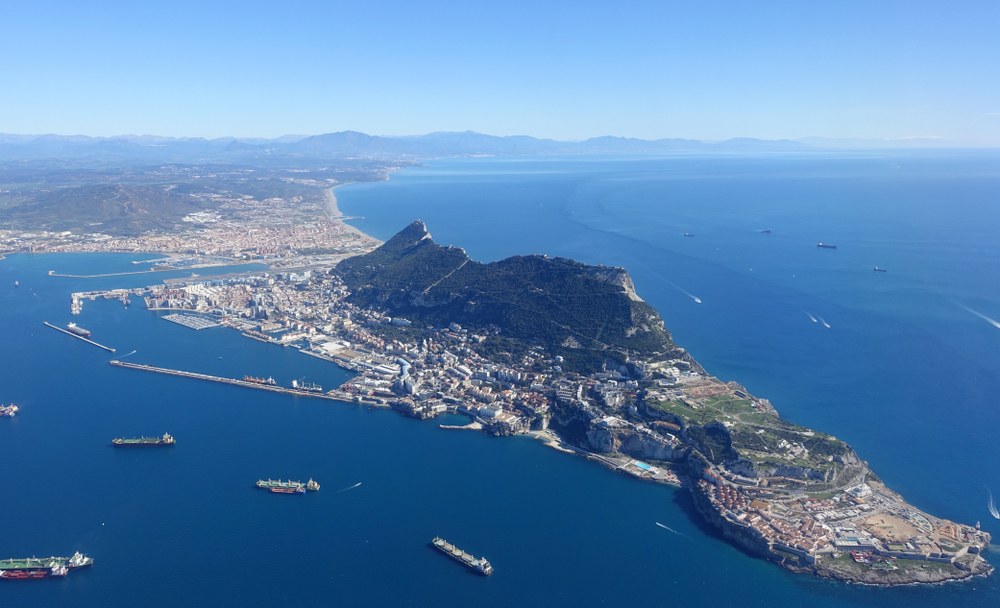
left=162, top=313, right=220, bottom=330
left=43, top=321, right=116, bottom=352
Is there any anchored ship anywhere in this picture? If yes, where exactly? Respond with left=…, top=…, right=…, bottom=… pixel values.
left=113, top=432, right=175, bottom=447
left=0, top=404, right=17, bottom=418
left=431, top=537, right=493, bottom=575
left=874, top=267, right=887, bottom=272
left=66, top=322, right=91, bottom=338
left=0, top=552, right=93, bottom=580
left=243, top=375, right=277, bottom=386
left=256, top=478, right=320, bottom=494
left=760, top=229, right=772, bottom=233
left=817, top=243, right=837, bottom=249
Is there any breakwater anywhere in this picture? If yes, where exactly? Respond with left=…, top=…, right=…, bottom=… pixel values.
left=108, top=360, right=353, bottom=402
left=43, top=321, right=116, bottom=352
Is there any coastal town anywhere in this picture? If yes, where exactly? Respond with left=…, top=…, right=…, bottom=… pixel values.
left=9, top=212, right=987, bottom=586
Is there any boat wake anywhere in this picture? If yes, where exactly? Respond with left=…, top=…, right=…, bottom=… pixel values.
left=989, top=490, right=1000, bottom=520
left=336, top=482, right=362, bottom=493
left=619, top=256, right=701, bottom=304
left=954, top=301, right=1000, bottom=330
left=656, top=522, right=692, bottom=540
left=803, top=311, right=818, bottom=323
left=119, top=350, right=137, bottom=358
left=818, top=316, right=831, bottom=328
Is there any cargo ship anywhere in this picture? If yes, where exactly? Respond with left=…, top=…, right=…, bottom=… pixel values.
left=0, top=552, right=93, bottom=580
left=291, top=379, right=322, bottom=392
left=66, top=322, right=91, bottom=338
left=760, top=229, right=772, bottom=233
left=874, top=267, right=887, bottom=272
left=817, top=243, right=837, bottom=249
left=112, top=432, right=175, bottom=447
left=243, top=375, right=277, bottom=386
left=256, top=478, right=320, bottom=493
left=431, top=537, right=493, bottom=575
left=0, top=404, right=17, bottom=418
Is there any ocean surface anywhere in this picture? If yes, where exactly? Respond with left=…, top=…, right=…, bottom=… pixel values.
left=3, top=150, right=1000, bottom=607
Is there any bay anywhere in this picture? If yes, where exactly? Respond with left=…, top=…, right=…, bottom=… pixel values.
left=2, top=149, right=999, bottom=607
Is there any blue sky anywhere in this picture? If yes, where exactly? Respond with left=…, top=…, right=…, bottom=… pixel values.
left=2, top=0, right=998, bottom=143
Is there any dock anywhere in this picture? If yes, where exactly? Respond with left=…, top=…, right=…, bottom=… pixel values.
left=162, top=313, right=220, bottom=330
left=109, top=360, right=353, bottom=402
left=43, top=322, right=116, bottom=352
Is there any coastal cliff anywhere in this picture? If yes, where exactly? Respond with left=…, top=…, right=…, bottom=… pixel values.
left=326, top=220, right=994, bottom=587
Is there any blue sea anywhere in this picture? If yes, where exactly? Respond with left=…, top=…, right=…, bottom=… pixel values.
left=2, top=150, right=1000, bottom=607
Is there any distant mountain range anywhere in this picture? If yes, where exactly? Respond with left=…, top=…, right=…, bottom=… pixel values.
left=0, top=130, right=986, bottom=164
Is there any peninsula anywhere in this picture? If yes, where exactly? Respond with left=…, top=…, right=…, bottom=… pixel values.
left=49, top=219, right=995, bottom=585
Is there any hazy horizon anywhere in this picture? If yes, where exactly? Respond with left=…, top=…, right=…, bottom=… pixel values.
left=3, top=1, right=997, bottom=144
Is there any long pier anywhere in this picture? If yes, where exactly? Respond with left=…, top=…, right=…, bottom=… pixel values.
left=109, top=360, right=354, bottom=403
left=44, top=322, right=116, bottom=352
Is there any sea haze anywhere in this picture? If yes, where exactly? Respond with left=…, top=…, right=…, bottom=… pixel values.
left=2, top=150, right=1000, bottom=607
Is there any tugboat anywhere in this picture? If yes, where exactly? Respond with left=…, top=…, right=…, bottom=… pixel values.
left=431, top=537, right=493, bottom=575
left=0, top=552, right=93, bottom=579
left=112, top=432, right=175, bottom=447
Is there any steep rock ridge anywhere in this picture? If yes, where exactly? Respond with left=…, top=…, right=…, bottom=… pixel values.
left=334, top=220, right=678, bottom=357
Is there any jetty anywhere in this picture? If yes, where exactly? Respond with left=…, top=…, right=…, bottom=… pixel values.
left=43, top=322, right=115, bottom=352
left=108, top=360, right=352, bottom=402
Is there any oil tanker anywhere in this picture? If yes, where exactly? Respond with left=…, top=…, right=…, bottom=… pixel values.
left=431, top=537, right=493, bottom=575
left=0, top=552, right=93, bottom=580
left=113, top=432, right=175, bottom=447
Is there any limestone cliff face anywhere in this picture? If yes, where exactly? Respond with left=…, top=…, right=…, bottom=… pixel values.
left=725, top=452, right=867, bottom=486
left=585, top=266, right=644, bottom=302
left=585, top=426, right=684, bottom=462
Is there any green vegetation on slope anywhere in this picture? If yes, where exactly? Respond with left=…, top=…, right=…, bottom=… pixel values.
left=334, top=220, right=680, bottom=362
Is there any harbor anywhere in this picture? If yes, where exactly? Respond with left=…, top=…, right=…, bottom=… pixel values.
left=108, top=360, right=354, bottom=403
left=162, top=313, right=220, bottom=330
left=43, top=321, right=116, bottom=352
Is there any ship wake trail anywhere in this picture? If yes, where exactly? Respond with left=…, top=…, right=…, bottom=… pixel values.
left=803, top=311, right=818, bottom=323
left=954, top=301, right=1000, bottom=330
left=989, top=490, right=1000, bottom=520
left=818, top=316, right=831, bottom=328
left=119, top=350, right=137, bottom=358
left=336, top=482, right=362, bottom=493
left=625, top=257, right=701, bottom=304
left=656, top=522, right=692, bottom=540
